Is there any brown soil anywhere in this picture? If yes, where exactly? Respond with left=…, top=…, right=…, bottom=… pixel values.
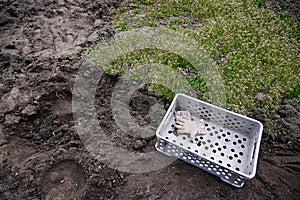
left=0, top=0, right=299, bottom=199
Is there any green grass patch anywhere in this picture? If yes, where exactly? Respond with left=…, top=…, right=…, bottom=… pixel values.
left=106, top=0, right=300, bottom=115
left=286, top=86, right=300, bottom=99
left=148, top=84, right=175, bottom=100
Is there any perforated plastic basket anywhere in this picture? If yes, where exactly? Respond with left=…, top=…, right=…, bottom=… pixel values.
left=155, top=94, right=263, bottom=187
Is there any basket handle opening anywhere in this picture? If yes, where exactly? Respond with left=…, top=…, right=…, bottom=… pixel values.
left=251, top=142, right=257, bottom=160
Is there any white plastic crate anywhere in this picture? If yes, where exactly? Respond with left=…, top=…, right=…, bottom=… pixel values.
left=155, top=94, right=263, bottom=187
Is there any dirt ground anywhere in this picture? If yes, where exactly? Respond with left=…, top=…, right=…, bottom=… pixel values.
left=0, top=0, right=299, bottom=199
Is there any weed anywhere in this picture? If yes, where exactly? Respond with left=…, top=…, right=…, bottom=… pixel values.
left=253, top=0, right=265, bottom=8
left=278, top=2, right=289, bottom=9
left=135, top=0, right=151, bottom=5
left=87, top=47, right=93, bottom=55
left=70, top=55, right=78, bottom=61
left=115, top=20, right=128, bottom=31
left=188, top=76, right=208, bottom=93
left=286, top=86, right=300, bottom=99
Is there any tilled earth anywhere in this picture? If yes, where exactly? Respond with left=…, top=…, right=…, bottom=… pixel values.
left=0, top=0, right=299, bottom=199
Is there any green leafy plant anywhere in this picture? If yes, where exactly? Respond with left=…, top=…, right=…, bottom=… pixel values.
left=278, top=2, right=289, bottom=9
left=286, top=86, right=300, bottom=99
left=135, top=0, right=151, bottom=5
left=188, top=76, right=208, bottom=93
left=253, top=0, right=265, bottom=8
left=115, top=20, right=128, bottom=31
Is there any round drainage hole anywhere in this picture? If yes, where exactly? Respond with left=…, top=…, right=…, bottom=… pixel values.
left=243, top=137, right=247, bottom=141
left=241, top=145, right=245, bottom=148
left=234, top=135, right=238, bottom=138
left=235, top=167, right=240, bottom=171
left=234, top=154, right=238, bottom=158
left=168, top=130, right=172, bottom=134
left=239, top=152, right=244, bottom=156
left=237, top=159, right=241, bottom=163
left=227, top=164, right=231, bottom=167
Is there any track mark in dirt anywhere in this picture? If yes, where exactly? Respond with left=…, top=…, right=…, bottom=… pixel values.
left=116, top=161, right=222, bottom=200
left=3, top=137, right=37, bottom=167
left=253, top=158, right=299, bottom=199
left=95, top=74, right=168, bottom=152
left=51, top=98, right=72, bottom=116
left=41, top=160, right=86, bottom=200
left=0, top=0, right=118, bottom=58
